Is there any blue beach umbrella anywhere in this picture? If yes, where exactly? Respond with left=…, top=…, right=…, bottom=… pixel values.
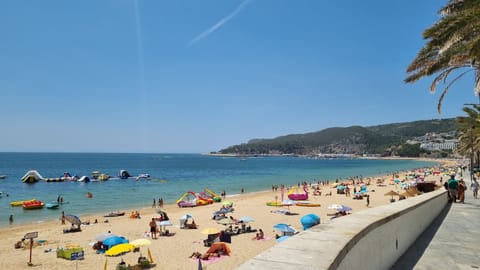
left=276, top=235, right=291, bottom=243
left=300, top=213, right=320, bottom=230
left=239, top=216, right=255, bottom=223
left=103, top=236, right=128, bottom=248
left=273, top=223, right=295, bottom=233
left=336, top=185, right=346, bottom=190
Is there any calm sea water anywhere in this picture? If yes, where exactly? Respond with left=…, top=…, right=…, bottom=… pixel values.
left=0, top=153, right=437, bottom=227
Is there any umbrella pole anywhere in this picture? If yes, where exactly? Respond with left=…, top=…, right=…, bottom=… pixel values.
left=28, top=239, right=33, bottom=266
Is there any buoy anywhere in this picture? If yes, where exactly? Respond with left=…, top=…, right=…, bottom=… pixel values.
left=87, top=192, right=93, bottom=198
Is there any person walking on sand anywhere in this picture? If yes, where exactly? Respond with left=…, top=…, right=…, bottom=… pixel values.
left=152, top=199, right=156, bottom=208
left=366, top=195, right=370, bottom=207
left=61, top=211, right=65, bottom=225
left=9, top=214, right=13, bottom=224
left=471, top=179, right=479, bottom=199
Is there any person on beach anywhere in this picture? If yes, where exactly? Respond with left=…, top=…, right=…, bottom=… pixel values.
left=159, top=198, right=163, bottom=208
left=366, top=195, right=370, bottom=207
left=61, top=211, right=65, bottom=225
left=149, top=218, right=157, bottom=239
left=252, top=229, right=264, bottom=240
left=9, top=214, right=13, bottom=224
left=471, top=179, right=479, bottom=199
left=152, top=199, right=156, bottom=208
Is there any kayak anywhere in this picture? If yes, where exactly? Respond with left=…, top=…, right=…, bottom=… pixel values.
left=296, top=202, right=321, bottom=207
left=46, top=202, right=60, bottom=209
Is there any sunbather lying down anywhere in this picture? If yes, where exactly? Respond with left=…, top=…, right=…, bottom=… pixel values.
left=63, top=226, right=81, bottom=233
left=189, top=251, right=221, bottom=260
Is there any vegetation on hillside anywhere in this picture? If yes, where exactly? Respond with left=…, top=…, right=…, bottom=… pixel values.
left=217, top=118, right=457, bottom=156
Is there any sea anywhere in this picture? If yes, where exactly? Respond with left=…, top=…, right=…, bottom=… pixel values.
left=0, top=153, right=438, bottom=227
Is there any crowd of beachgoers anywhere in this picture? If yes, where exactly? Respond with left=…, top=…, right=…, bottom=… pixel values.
left=0, top=159, right=463, bottom=270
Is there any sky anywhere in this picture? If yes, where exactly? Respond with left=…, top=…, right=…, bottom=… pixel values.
left=1, top=0, right=479, bottom=153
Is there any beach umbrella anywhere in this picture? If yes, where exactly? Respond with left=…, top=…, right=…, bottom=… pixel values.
left=222, top=201, right=233, bottom=207
left=339, top=205, right=352, bottom=212
left=328, top=204, right=352, bottom=212
left=300, top=213, right=320, bottom=230
left=157, top=220, right=173, bottom=232
left=273, top=223, right=295, bottom=233
left=156, top=209, right=167, bottom=215
left=336, top=185, right=346, bottom=190
left=103, top=236, right=128, bottom=247
left=281, top=199, right=295, bottom=206
left=130, top=238, right=151, bottom=248
left=239, top=216, right=255, bottom=223
left=276, top=235, right=290, bottom=243
left=65, top=214, right=81, bottom=226
left=217, top=219, right=235, bottom=225
left=95, top=233, right=117, bottom=242
left=327, top=204, right=344, bottom=210
left=384, top=190, right=400, bottom=199
left=105, top=243, right=134, bottom=256
left=180, top=214, right=192, bottom=220
left=400, top=191, right=415, bottom=198
left=157, top=220, right=173, bottom=227
left=201, top=228, right=220, bottom=235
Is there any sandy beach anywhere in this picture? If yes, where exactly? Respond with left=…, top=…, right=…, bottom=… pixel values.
left=0, top=162, right=454, bottom=270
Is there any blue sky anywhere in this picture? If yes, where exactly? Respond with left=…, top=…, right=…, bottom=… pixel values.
left=1, top=0, right=478, bottom=153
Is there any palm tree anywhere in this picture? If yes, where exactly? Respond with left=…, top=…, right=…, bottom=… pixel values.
left=456, top=105, right=480, bottom=165
left=405, top=0, right=480, bottom=114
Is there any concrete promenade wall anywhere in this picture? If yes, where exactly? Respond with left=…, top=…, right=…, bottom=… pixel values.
left=236, top=189, right=448, bottom=270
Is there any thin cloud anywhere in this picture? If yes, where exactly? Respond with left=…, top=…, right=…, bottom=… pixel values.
left=188, top=0, right=251, bottom=46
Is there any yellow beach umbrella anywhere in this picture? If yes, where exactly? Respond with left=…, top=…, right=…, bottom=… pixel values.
left=201, top=227, right=220, bottom=235
left=130, top=238, right=151, bottom=248
left=105, top=243, right=134, bottom=256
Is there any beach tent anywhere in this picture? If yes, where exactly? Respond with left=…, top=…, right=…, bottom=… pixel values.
left=119, top=170, right=131, bottom=179
left=179, top=214, right=193, bottom=229
left=206, top=242, right=231, bottom=256
left=102, top=236, right=128, bottom=249
left=300, top=213, right=320, bottom=230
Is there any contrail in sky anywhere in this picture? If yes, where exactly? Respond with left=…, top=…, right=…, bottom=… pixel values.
left=188, top=0, right=252, bottom=46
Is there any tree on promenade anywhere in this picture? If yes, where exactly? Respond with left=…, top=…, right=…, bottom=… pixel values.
left=456, top=105, right=480, bottom=165
left=405, top=0, right=480, bottom=114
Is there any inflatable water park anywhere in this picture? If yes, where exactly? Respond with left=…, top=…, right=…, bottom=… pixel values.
left=20, top=170, right=157, bottom=184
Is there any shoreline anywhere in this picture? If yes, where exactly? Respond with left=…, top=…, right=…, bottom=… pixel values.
left=0, top=160, right=459, bottom=270
left=1, top=157, right=453, bottom=229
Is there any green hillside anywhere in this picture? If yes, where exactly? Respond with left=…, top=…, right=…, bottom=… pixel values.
left=217, top=118, right=457, bottom=156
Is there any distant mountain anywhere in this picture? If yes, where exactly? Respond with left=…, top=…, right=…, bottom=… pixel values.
left=216, top=118, right=457, bottom=156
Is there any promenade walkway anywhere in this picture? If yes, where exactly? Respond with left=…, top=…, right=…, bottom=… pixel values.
left=391, top=178, right=480, bottom=270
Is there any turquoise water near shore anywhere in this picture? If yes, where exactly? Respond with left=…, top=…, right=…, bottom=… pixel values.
left=0, top=153, right=437, bottom=227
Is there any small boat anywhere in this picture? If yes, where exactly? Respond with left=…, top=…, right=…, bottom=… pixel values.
left=23, top=200, right=44, bottom=209
left=10, top=198, right=36, bottom=207
left=103, top=211, right=125, bottom=217
left=0, top=175, right=6, bottom=179
left=45, top=201, right=60, bottom=209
